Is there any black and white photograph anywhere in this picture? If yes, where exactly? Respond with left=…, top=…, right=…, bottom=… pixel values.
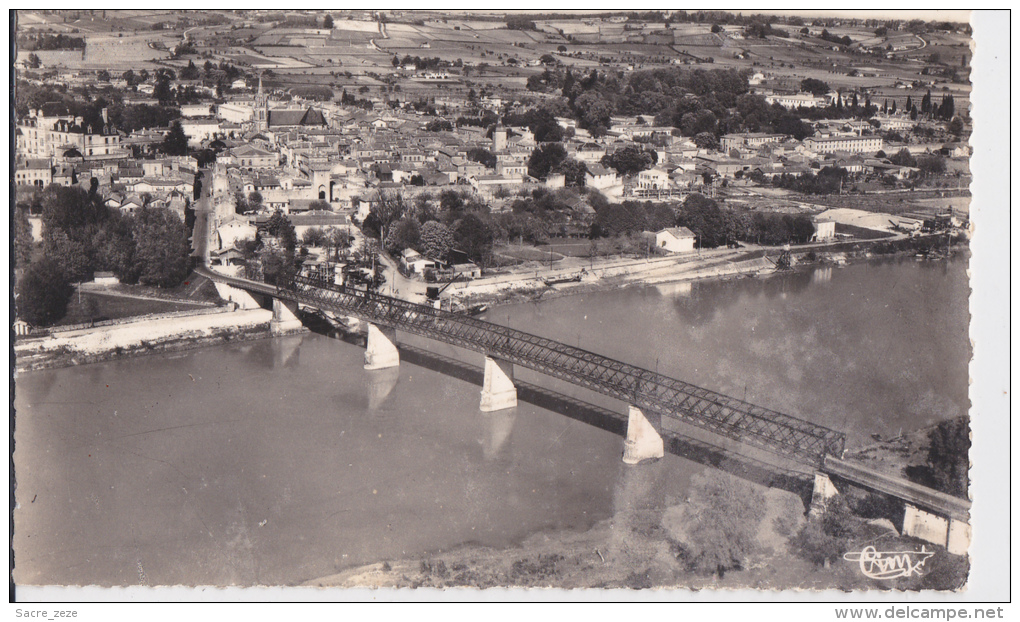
left=10, top=8, right=1005, bottom=604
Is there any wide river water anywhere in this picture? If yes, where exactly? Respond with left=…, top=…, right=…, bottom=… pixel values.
left=13, top=256, right=970, bottom=586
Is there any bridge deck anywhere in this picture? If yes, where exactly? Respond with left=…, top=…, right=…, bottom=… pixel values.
left=213, top=270, right=846, bottom=467
left=823, top=456, right=971, bottom=521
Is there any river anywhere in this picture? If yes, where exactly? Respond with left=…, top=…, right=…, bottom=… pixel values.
left=12, top=256, right=970, bottom=587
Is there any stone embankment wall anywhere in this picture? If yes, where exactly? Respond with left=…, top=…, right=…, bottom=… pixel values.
left=15, top=307, right=274, bottom=371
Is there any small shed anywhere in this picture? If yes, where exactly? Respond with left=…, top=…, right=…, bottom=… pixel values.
left=654, top=227, right=696, bottom=253
left=94, top=271, right=120, bottom=286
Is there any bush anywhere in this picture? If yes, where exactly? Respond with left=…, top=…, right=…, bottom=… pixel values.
left=17, top=258, right=74, bottom=327
left=662, top=471, right=766, bottom=577
left=790, top=496, right=862, bottom=566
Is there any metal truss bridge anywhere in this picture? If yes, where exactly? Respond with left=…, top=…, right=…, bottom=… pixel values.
left=219, top=271, right=846, bottom=467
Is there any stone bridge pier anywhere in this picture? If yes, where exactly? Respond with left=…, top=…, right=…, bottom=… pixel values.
left=623, top=405, right=664, bottom=465
left=810, top=471, right=971, bottom=556
left=480, top=356, right=517, bottom=412
left=270, top=298, right=303, bottom=335
left=364, top=324, right=400, bottom=370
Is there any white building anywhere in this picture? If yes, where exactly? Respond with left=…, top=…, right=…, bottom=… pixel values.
left=803, top=135, right=883, bottom=155
left=217, top=215, right=258, bottom=250
left=812, top=219, right=836, bottom=241
left=764, top=92, right=825, bottom=109
left=654, top=227, right=696, bottom=253
left=585, top=163, right=618, bottom=190
left=636, top=168, right=670, bottom=190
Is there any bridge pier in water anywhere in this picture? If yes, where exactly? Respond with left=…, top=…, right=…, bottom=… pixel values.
left=364, top=324, right=400, bottom=370
left=271, top=298, right=304, bottom=335
left=480, top=356, right=517, bottom=412
left=623, top=406, right=664, bottom=465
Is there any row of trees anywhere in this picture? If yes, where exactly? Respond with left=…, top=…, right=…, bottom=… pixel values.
left=589, top=193, right=816, bottom=248
left=16, top=185, right=192, bottom=326
left=364, top=191, right=495, bottom=266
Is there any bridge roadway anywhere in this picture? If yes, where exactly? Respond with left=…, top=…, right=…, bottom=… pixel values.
left=208, top=269, right=847, bottom=467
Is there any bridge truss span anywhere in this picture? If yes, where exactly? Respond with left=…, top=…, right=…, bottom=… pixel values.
left=223, top=272, right=846, bottom=466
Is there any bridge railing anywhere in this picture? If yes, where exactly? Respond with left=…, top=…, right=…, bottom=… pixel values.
left=230, top=272, right=846, bottom=466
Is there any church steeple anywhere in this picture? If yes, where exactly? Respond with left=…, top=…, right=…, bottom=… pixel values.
left=254, top=72, right=269, bottom=132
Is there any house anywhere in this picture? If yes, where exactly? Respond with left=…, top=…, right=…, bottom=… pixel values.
left=654, top=227, right=696, bottom=253
left=585, top=163, right=618, bottom=190
left=231, top=144, right=278, bottom=169
left=450, top=262, right=481, bottom=279
left=940, top=143, right=971, bottom=158
left=636, top=168, right=670, bottom=190
left=217, top=214, right=257, bottom=250
left=812, top=219, right=836, bottom=241
left=93, top=271, right=120, bottom=286
left=400, top=248, right=438, bottom=274
left=15, top=159, right=52, bottom=187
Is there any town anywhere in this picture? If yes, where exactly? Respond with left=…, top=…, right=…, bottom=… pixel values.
left=12, top=10, right=976, bottom=593
left=14, top=9, right=971, bottom=330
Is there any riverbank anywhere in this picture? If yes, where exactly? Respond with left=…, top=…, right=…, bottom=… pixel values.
left=14, top=307, right=279, bottom=372
left=303, top=485, right=967, bottom=592
left=453, top=239, right=968, bottom=311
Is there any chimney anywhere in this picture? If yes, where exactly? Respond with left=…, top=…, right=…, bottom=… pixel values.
left=101, top=107, right=109, bottom=125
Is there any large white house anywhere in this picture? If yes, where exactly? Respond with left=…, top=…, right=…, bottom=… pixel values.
left=803, top=135, right=884, bottom=155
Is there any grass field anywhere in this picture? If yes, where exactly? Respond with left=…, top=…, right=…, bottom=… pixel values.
left=56, top=291, right=210, bottom=327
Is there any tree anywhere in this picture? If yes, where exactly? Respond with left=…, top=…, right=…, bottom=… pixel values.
left=133, top=208, right=191, bottom=288
left=889, top=147, right=917, bottom=167
left=453, top=212, right=493, bottom=265
left=323, top=14, right=334, bottom=28
left=555, top=158, right=588, bottom=187
left=601, top=146, right=656, bottom=176
left=527, top=143, right=567, bottom=179
left=28, top=53, right=41, bottom=69
left=248, top=191, right=264, bottom=211
left=180, top=60, right=200, bottom=81
left=367, top=192, right=406, bottom=243
left=418, top=220, right=454, bottom=262
left=790, top=496, right=861, bottom=567
left=44, top=229, right=95, bottom=283
left=383, top=217, right=420, bottom=255
left=920, top=418, right=971, bottom=498
left=466, top=147, right=497, bottom=169
left=16, top=258, right=74, bottom=327
left=15, top=208, right=35, bottom=269
left=947, top=117, right=964, bottom=136
left=154, top=75, right=173, bottom=103
left=800, top=77, right=831, bottom=97
left=693, top=131, right=719, bottom=149
left=916, top=155, right=947, bottom=176
left=711, top=24, right=722, bottom=33
left=573, top=91, right=613, bottom=135
left=661, top=471, right=766, bottom=577
left=266, top=209, right=297, bottom=254
left=301, top=227, right=327, bottom=247
left=679, top=194, right=728, bottom=248
left=161, top=121, right=189, bottom=156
